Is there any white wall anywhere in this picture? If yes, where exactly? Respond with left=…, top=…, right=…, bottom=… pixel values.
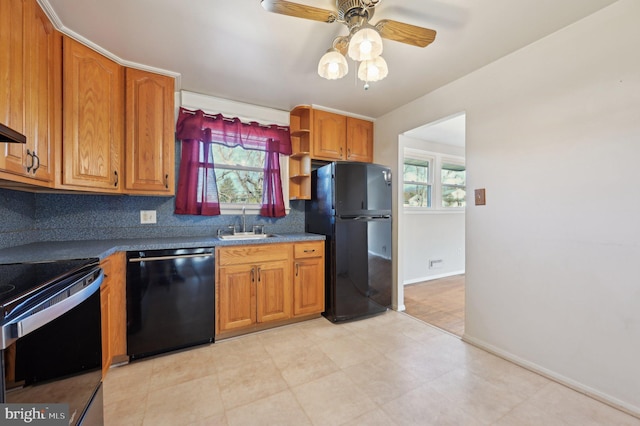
left=374, top=0, right=640, bottom=415
left=401, top=136, right=465, bottom=284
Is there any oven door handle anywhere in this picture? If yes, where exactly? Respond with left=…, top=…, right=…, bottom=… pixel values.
left=1, top=271, right=104, bottom=350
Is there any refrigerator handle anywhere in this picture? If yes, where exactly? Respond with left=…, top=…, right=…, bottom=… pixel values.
left=351, top=215, right=392, bottom=221
left=383, top=170, right=392, bottom=185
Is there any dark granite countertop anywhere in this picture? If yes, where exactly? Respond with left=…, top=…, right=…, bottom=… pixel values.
left=0, top=233, right=325, bottom=264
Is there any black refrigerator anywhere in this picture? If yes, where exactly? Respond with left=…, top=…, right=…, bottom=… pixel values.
left=306, top=161, right=393, bottom=322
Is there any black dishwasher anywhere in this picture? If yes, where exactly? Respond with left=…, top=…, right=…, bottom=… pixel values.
left=126, top=248, right=215, bottom=360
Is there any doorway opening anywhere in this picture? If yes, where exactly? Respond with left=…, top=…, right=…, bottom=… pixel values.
left=399, top=112, right=466, bottom=337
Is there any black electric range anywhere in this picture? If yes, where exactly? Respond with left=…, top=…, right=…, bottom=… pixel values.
left=0, top=258, right=105, bottom=425
left=0, top=258, right=100, bottom=324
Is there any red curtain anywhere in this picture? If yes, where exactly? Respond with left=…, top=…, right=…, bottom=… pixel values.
left=174, top=108, right=291, bottom=217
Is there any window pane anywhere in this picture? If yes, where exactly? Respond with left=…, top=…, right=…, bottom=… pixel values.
left=441, top=163, right=466, bottom=185
left=215, top=169, right=263, bottom=203
left=404, top=184, right=431, bottom=207
left=404, top=160, right=429, bottom=184
left=213, top=144, right=265, bottom=168
left=204, top=144, right=266, bottom=204
left=442, top=186, right=466, bottom=207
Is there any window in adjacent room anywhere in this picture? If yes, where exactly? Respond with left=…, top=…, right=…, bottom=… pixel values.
left=403, top=148, right=465, bottom=211
left=441, top=162, right=466, bottom=208
left=403, top=156, right=433, bottom=208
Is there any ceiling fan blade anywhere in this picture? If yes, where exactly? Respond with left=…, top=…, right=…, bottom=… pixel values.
left=375, top=19, right=437, bottom=48
left=261, top=0, right=337, bottom=23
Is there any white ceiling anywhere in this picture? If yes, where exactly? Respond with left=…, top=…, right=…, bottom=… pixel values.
left=405, top=112, right=466, bottom=147
left=43, top=0, right=617, bottom=119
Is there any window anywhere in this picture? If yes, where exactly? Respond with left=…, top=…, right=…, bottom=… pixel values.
left=211, top=145, right=265, bottom=204
left=174, top=108, right=291, bottom=217
left=403, top=157, right=432, bottom=207
left=441, top=162, right=466, bottom=208
left=403, top=148, right=465, bottom=211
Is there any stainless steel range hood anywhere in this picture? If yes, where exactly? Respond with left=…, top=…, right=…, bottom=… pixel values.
left=0, top=122, right=26, bottom=144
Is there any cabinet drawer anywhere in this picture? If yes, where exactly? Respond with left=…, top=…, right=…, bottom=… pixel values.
left=294, top=242, right=323, bottom=259
left=217, top=243, right=291, bottom=266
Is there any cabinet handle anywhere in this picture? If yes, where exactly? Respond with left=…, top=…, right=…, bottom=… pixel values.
left=165, top=174, right=169, bottom=189
left=26, top=149, right=34, bottom=173
left=295, top=263, right=299, bottom=277
left=339, top=147, right=343, bottom=158
left=114, top=170, right=119, bottom=187
left=251, top=267, right=255, bottom=283
left=303, top=249, right=315, bottom=253
left=32, top=152, right=40, bottom=174
left=347, top=148, right=351, bottom=158
left=257, top=267, right=261, bottom=282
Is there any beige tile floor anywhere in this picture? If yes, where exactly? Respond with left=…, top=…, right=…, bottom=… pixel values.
left=104, top=311, right=640, bottom=425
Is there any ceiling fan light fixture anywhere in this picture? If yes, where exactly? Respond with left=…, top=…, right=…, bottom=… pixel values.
left=318, top=48, right=349, bottom=80
left=347, top=27, right=383, bottom=61
left=357, top=55, right=388, bottom=82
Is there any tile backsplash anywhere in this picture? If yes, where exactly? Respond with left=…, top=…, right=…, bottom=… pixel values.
left=0, top=188, right=305, bottom=250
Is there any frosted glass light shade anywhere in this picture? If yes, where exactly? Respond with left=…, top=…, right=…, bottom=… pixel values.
left=318, top=49, right=348, bottom=80
left=358, top=56, right=388, bottom=82
left=348, top=27, right=383, bottom=61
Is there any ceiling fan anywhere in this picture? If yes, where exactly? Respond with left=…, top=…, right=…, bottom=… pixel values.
left=261, top=0, right=437, bottom=87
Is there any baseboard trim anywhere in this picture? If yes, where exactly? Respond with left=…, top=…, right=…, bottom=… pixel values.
left=462, top=334, right=640, bottom=419
left=403, top=270, right=465, bottom=286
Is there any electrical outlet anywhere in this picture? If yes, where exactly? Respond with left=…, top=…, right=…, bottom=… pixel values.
left=140, top=210, right=157, bottom=224
left=429, top=259, right=443, bottom=269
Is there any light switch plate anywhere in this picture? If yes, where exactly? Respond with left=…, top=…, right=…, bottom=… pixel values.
left=475, top=188, right=486, bottom=206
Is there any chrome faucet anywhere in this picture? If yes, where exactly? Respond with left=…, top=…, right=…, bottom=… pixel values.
left=241, top=206, right=246, bottom=233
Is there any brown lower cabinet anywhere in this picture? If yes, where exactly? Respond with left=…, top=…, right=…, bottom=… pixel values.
left=293, top=242, right=325, bottom=316
left=97, top=240, right=324, bottom=372
left=100, top=252, right=127, bottom=377
left=216, top=241, right=325, bottom=339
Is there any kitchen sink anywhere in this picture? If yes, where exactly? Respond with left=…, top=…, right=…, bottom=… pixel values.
left=218, top=232, right=277, bottom=240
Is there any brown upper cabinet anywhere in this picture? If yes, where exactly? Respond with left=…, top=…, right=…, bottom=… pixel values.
left=311, top=109, right=373, bottom=163
left=288, top=105, right=312, bottom=200
left=0, top=0, right=60, bottom=186
left=345, top=117, right=374, bottom=163
left=312, top=109, right=347, bottom=161
left=61, top=37, right=124, bottom=192
left=124, top=69, right=175, bottom=195
left=288, top=106, right=373, bottom=200
left=0, top=8, right=175, bottom=196
left=61, top=38, right=175, bottom=195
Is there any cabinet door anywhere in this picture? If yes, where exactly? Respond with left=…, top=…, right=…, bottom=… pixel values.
left=346, top=117, right=373, bottom=163
left=312, top=109, right=346, bottom=161
left=62, top=37, right=123, bottom=191
left=100, top=253, right=113, bottom=378
left=293, top=257, right=325, bottom=316
left=22, top=0, right=59, bottom=182
left=0, top=0, right=59, bottom=183
left=0, top=0, right=26, bottom=175
left=218, top=264, right=256, bottom=333
left=124, top=68, right=175, bottom=194
left=256, top=260, right=292, bottom=323
left=100, top=279, right=111, bottom=378
left=102, top=252, right=127, bottom=361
